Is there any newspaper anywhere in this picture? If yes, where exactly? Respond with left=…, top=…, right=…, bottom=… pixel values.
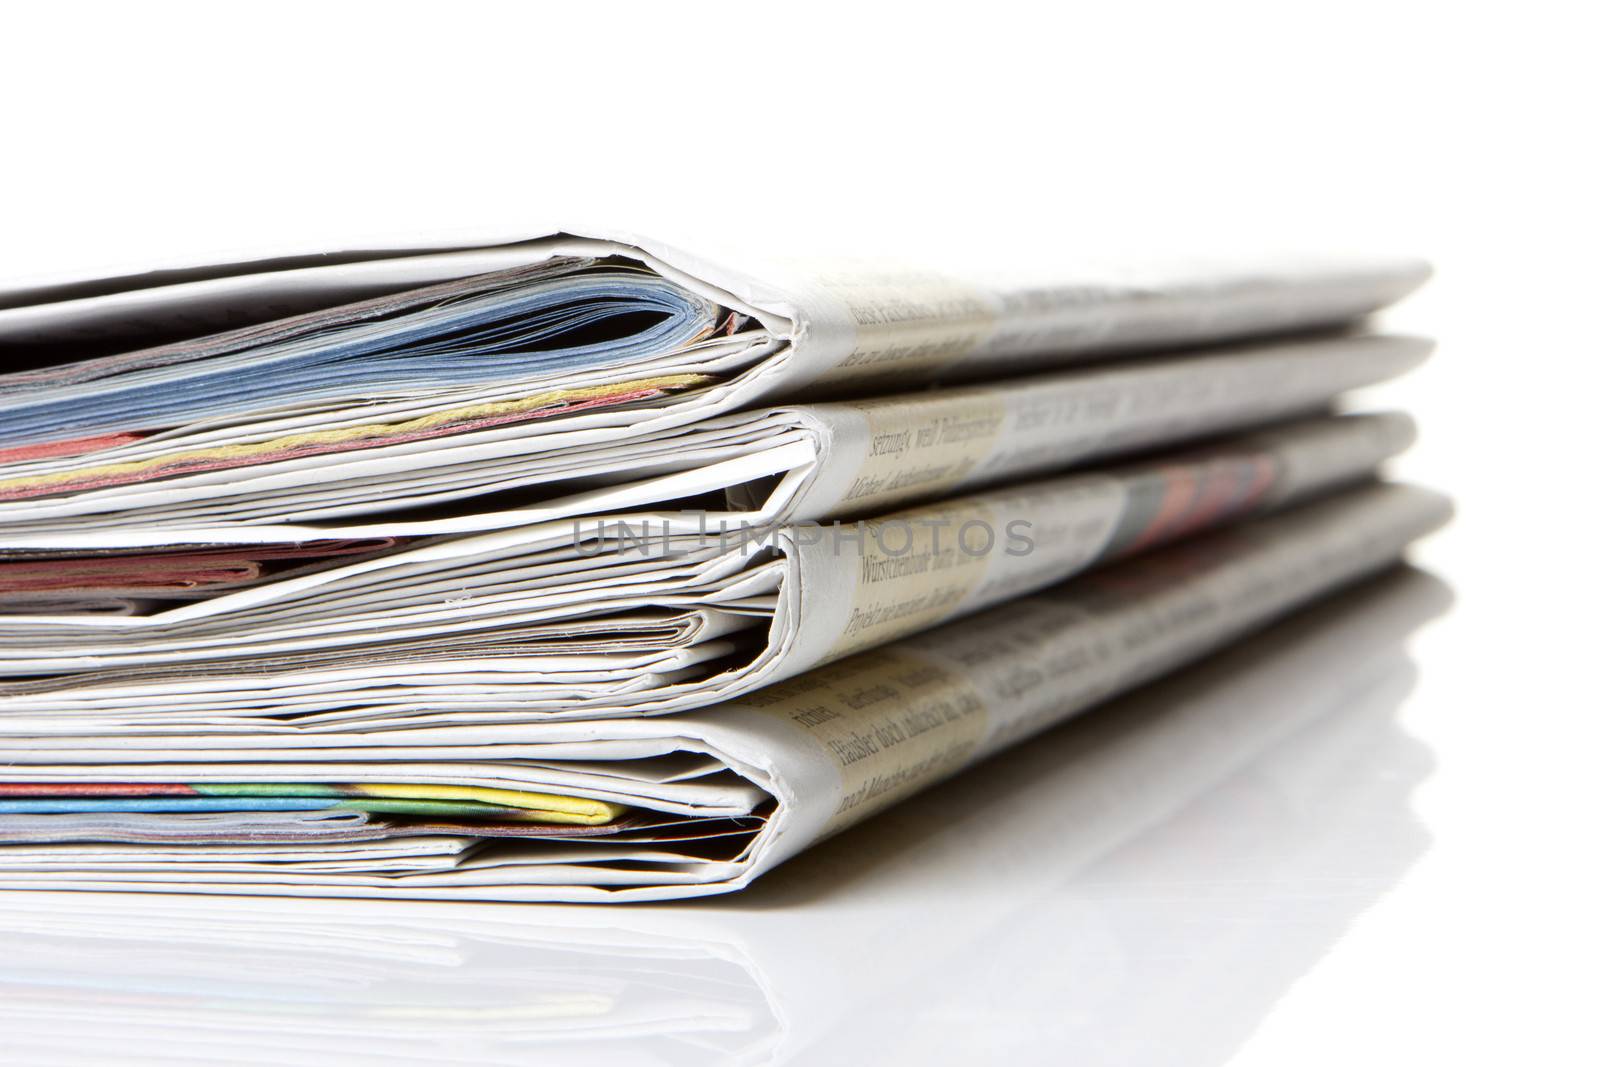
left=0, top=413, right=1413, bottom=730
left=0, top=565, right=1448, bottom=1060
left=0, top=482, right=1451, bottom=901
left=0, top=332, right=1427, bottom=542
left=0, top=231, right=1427, bottom=542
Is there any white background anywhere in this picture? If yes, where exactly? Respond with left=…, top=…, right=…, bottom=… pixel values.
left=1, top=2, right=1595, bottom=1064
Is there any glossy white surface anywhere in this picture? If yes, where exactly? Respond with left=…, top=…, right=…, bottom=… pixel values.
left=2, top=3, right=1594, bottom=1061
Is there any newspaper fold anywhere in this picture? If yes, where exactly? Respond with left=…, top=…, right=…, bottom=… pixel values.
left=0, top=482, right=1451, bottom=901
left=0, top=232, right=1426, bottom=540
left=0, top=413, right=1412, bottom=729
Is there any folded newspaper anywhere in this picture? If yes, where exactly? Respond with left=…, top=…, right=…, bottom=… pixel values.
left=0, top=232, right=1426, bottom=541
left=0, top=412, right=1414, bottom=730
left=0, top=483, right=1451, bottom=901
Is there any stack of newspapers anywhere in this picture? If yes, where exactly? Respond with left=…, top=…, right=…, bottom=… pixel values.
left=0, top=230, right=1449, bottom=902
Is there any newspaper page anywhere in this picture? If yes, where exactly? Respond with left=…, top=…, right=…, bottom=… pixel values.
left=0, top=482, right=1450, bottom=902
left=0, top=413, right=1412, bottom=730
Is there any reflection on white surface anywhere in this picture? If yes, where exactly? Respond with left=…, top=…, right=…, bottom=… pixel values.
left=0, top=568, right=1450, bottom=1066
